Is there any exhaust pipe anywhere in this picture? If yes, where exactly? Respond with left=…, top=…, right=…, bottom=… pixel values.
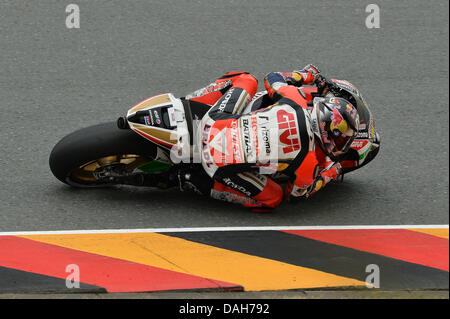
left=117, top=116, right=129, bottom=129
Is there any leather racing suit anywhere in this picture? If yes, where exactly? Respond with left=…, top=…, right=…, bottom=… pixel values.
left=185, top=67, right=342, bottom=211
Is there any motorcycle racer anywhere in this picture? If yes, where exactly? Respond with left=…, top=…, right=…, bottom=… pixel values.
left=182, top=65, right=360, bottom=212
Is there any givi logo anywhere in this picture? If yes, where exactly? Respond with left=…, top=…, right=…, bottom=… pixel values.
left=277, top=109, right=300, bottom=154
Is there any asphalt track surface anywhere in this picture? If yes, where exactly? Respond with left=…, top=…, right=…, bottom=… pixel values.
left=0, top=0, right=448, bottom=232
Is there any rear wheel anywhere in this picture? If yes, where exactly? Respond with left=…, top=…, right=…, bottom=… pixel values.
left=49, top=122, right=159, bottom=187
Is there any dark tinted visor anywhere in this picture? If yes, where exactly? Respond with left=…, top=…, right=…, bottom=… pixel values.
left=332, top=128, right=356, bottom=152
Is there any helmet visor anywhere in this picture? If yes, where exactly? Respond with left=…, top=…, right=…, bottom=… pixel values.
left=332, top=128, right=356, bottom=154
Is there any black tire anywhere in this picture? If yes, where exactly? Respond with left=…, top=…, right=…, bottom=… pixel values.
left=49, top=122, right=158, bottom=187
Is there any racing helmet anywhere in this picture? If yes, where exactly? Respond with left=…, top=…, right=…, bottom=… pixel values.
left=310, top=97, right=359, bottom=159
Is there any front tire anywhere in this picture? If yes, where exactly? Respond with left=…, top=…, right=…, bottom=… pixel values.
left=49, top=122, right=158, bottom=187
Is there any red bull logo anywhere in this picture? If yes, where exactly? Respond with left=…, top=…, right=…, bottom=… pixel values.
left=331, top=108, right=348, bottom=134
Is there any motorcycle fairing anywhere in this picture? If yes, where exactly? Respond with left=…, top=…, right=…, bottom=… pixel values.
left=126, top=93, right=190, bottom=155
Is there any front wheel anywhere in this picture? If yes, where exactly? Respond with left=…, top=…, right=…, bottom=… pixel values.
left=49, top=122, right=159, bottom=187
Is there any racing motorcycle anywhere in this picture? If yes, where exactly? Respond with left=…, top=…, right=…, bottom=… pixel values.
left=49, top=78, right=381, bottom=190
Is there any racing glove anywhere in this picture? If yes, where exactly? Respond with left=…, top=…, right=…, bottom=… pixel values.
left=264, top=64, right=320, bottom=100
left=292, top=64, right=321, bottom=85
left=287, top=162, right=342, bottom=201
left=307, top=162, right=342, bottom=197
left=314, top=74, right=338, bottom=95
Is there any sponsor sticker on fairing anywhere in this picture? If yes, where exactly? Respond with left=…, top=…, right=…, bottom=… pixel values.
left=350, top=139, right=369, bottom=150
left=167, top=107, right=177, bottom=127
left=144, top=115, right=151, bottom=126
left=153, top=110, right=161, bottom=125
left=147, top=110, right=155, bottom=125
left=356, top=131, right=369, bottom=138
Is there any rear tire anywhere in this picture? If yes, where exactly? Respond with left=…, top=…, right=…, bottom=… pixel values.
left=49, top=122, right=158, bottom=187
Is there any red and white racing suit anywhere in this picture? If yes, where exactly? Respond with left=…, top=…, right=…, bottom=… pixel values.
left=188, top=68, right=342, bottom=211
